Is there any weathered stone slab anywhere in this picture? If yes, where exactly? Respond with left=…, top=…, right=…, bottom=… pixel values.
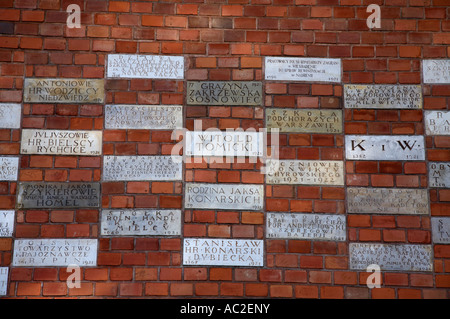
left=424, top=110, right=450, bottom=135
left=0, top=157, right=18, bottom=181
left=17, top=182, right=100, bottom=209
left=187, top=81, right=262, bottom=105
left=423, top=59, right=450, bottom=84
left=350, top=243, right=433, bottom=272
left=20, top=129, right=102, bottom=156
left=266, top=213, right=346, bottom=241
left=185, top=183, right=264, bottom=211
left=347, top=187, right=429, bottom=215
left=103, top=156, right=182, bottom=181
left=0, top=210, right=14, bottom=237
left=344, top=85, right=422, bottom=109
left=265, top=160, right=344, bottom=186
left=0, top=103, right=21, bottom=128
left=345, top=135, right=425, bottom=161
left=266, top=108, right=342, bottom=133
left=101, top=209, right=181, bottom=236
left=183, top=238, right=264, bottom=267
left=107, top=54, right=184, bottom=79
left=24, top=78, right=104, bottom=104
left=12, top=239, right=98, bottom=267
left=0, top=267, right=7, bottom=296
left=431, top=217, right=450, bottom=244
left=429, top=162, right=450, bottom=188
left=265, top=57, right=341, bottom=82
left=105, top=104, right=183, bottom=130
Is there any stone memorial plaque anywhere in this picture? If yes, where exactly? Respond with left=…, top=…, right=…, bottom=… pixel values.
left=185, top=131, right=264, bottom=157
left=24, top=78, right=104, bottom=104
left=423, top=59, right=450, bottom=84
left=350, top=243, right=433, bottom=272
left=345, top=135, right=425, bottom=161
left=183, top=238, right=264, bottom=267
left=107, top=54, right=184, bottom=79
left=0, top=103, right=21, bottom=128
left=431, top=217, right=450, bottom=244
left=0, top=210, right=14, bottom=237
left=103, top=156, right=182, bottom=181
left=187, top=81, right=262, bottom=105
left=424, top=111, right=450, bottom=135
left=17, top=182, right=100, bottom=209
left=347, top=187, right=429, bottom=215
left=266, top=213, right=346, bottom=241
left=265, top=57, right=341, bottom=82
left=12, top=239, right=97, bottom=267
left=0, top=267, right=7, bottom=296
left=101, top=209, right=181, bottom=236
left=429, top=162, right=450, bottom=188
left=185, top=183, right=264, bottom=211
left=266, top=160, right=344, bottom=186
left=105, top=104, right=183, bottom=130
left=266, top=108, right=342, bottom=133
left=20, top=129, right=102, bottom=156
left=344, top=85, right=422, bottom=109
left=0, top=157, right=18, bottom=181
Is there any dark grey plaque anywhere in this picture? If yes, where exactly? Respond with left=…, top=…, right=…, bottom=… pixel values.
left=187, top=81, right=262, bottom=105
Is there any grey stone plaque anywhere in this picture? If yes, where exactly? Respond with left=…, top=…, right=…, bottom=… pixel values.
left=425, top=111, right=450, bottom=135
left=103, top=156, right=182, bottom=181
left=0, top=210, right=14, bottom=237
left=105, top=104, right=183, bottom=130
left=266, top=108, right=342, bottom=133
left=0, top=267, right=7, bottom=296
left=265, top=57, right=341, bottom=82
left=0, top=157, right=18, bottom=181
left=107, top=54, right=184, bottom=79
left=266, top=213, right=346, bottom=241
left=183, top=238, right=264, bottom=267
left=266, top=160, right=344, bottom=186
left=12, top=239, right=97, bottom=267
left=0, top=103, right=21, bottom=128
left=185, top=183, right=264, bottom=211
left=101, top=209, right=181, bottom=236
left=20, top=129, right=102, bottom=156
left=429, top=162, right=450, bottom=188
left=347, top=187, right=429, bottom=215
left=17, top=182, right=100, bottom=209
left=431, top=217, right=450, bottom=244
left=344, top=85, right=422, bottom=109
left=350, top=243, right=433, bottom=272
left=24, top=78, right=104, bottom=104
left=187, top=81, right=262, bottom=105
left=423, top=59, right=450, bottom=84
left=345, top=135, right=425, bottom=161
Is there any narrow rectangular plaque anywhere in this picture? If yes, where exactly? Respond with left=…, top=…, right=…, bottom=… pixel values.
left=183, top=238, right=264, bottom=267
left=101, top=209, right=181, bottom=236
left=425, top=110, right=450, bottom=135
left=17, top=182, right=100, bottom=209
left=107, top=54, right=184, bottom=79
left=345, top=135, right=425, bottom=161
left=12, top=239, right=97, bottom=267
left=266, top=108, right=342, bottom=133
left=20, top=129, right=102, bottom=156
left=0, top=267, right=7, bottom=296
left=187, top=81, right=262, bottom=105
left=265, top=57, right=341, bottom=82
left=105, top=105, right=183, bottom=130
left=24, top=78, right=104, bottom=104
left=266, top=160, right=344, bottom=186
left=0, top=103, right=21, bottom=128
left=185, top=183, right=264, bottom=211
left=266, top=213, right=346, bottom=241
left=344, top=85, right=422, bottom=109
left=347, top=187, right=429, bottom=215
left=0, top=210, right=14, bottom=237
left=429, top=162, right=450, bottom=188
left=103, top=156, right=182, bottom=181
left=0, top=157, right=19, bottom=181
left=423, top=59, right=450, bottom=84
left=350, top=243, right=433, bottom=272
left=431, top=217, right=450, bottom=244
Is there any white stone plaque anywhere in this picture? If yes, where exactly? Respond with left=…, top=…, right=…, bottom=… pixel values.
left=20, top=129, right=102, bottom=156
left=350, top=243, right=433, bottom=272
left=265, top=57, right=341, bottom=82
left=266, top=160, right=344, bottom=186
left=345, top=135, right=425, bottom=161
left=185, top=183, right=264, bottom=211
left=12, top=239, right=98, bottom=267
left=183, top=238, right=264, bottom=267
left=107, top=54, right=184, bottom=79
left=0, top=103, right=21, bottom=128
left=266, top=213, right=346, bottom=241
left=101, top=209, right=181, bottom=236
left=425, top=111, right=450, bottom=135
left=431, top=217, right=450, bottom=244
left=0, top=157, right=19, bottom=181
left=0, top=267, right=7, bottom=296
left=429, top=162, right=450, bottom=188
left=422, top=59, right=450, bottom=84
left=103, top=156, right=182, bottom=181
left=0, top=210, right=14, bottom=237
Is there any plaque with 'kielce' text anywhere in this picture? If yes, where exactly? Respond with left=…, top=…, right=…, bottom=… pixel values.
left=187, top=81, right=262, bottom=105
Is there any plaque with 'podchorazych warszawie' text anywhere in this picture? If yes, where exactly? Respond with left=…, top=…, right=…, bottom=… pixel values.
left=424, top=110, right=450, bottom=135
left=187, top=81, right=262, bottom=105
left=0, top=267, right=7, bottom=296
left=0, top=210, right=14, bottom=237
left=431, top=217, right=450, bottom=244
left=0, top=157, right=18, bottom=181
left=422, top=59, right=450, bottom=84
left=0, top=103, right=21, bottom=128
left=429, top=162, right=450, bottom=188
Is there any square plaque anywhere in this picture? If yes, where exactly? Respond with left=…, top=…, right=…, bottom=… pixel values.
left=424, top=110, right=450, bottom=135
left=0, top=103, right=21, bottom=128
left=429, top=162, right=450, bottom=188
left=422, top=59, right=450, bottom=84
left=431, top=217, right=450, bottom=244
left=0, top=157, right=19, bottom=181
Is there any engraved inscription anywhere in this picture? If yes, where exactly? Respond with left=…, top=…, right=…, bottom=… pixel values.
left=431, top=217, right=450, bottom=244
left=0, top=267, right=8, bottom=296
left=187, top=81, right=262, bottom=105
left=423, top=59, right=450, bottom=84
left=429, top=162, right=450, bottom=188
left=0, top=103, right=21, bottom=128
left=0, top=210, right=14, bottom=237
left=425, top=111, right=450, bottom=135
left=0, top=157, right=19, bottom=181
